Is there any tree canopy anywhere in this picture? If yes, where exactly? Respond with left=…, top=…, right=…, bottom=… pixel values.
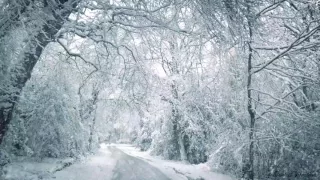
left=1, top=0, right=320, bottom=180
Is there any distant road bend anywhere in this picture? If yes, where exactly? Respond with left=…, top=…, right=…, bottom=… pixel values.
left=109, top=146, right=171, bottom=180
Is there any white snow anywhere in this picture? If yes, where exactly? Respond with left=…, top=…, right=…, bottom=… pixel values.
left=1, top=144, right=117, bottom=180
left=45, top=144, right=117, bottom=180
left=2, top=143, right=235, bottom=180
left=2, top=157, right=75, bottom=180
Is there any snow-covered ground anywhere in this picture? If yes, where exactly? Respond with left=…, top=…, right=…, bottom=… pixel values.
left=1, top=157, right=76, bottom=180
left=46, top=145, right=117, bottom=180
left=1, top=144, right=117, bottom=180
left=114, top=144, right=235, bottom=180
left=1, top=143, right=234, bottom=180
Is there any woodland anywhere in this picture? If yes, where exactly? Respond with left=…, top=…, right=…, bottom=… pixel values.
left=0, top=0, right=320, bottom=180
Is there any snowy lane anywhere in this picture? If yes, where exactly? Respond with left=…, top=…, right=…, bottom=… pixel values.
left=45, top=146, right=170, bottom=180
left=109, top=146, right=171, bottom=180
left=2, top=144, right=234, bottom=180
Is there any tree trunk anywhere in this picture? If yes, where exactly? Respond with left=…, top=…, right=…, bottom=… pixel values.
left=244, top=2, right=255, bottom=179
left=246, top=41, right=255, bottom=180
left=0, top=0, right=79, bottom=144
left=170, top=83, right=187, bottom=161
left=178, top=133, right=187, bottom=162
left=88, top=90, right=99, bottom=151
left=88, top=114, right=96, bottom=151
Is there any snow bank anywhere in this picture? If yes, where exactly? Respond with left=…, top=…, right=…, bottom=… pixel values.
left=1, top=144, right=116, bottom=180
left=44, top=144, right=117, bottom=180
left=1, top=157, right=75, bottom=180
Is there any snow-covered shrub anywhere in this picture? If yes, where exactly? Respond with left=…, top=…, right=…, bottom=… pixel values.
left=184, top=131, right=208, bottom=164
left=1, top=112, right=33, bottom=157
left=3, top=78, right=88, bottom=158
left=150, top=120, right=180, bottom=160
left=1, top=51, right=90, bottom=158
left=208, top=145, right=243, bottom=177
left=252, top=112, right=320, bottom=179
left=0, top=149, right=10, bottom=166
left=136, top=120, right=153, bottom=151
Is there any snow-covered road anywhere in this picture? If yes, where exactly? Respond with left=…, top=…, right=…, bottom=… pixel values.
left=48, top=144, right=233, bottom=180
left=109, top=146, right=170, bottom=180
left=46, top=146, right=170, bottom=180
left=2, top=144, right=234, bottom=180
